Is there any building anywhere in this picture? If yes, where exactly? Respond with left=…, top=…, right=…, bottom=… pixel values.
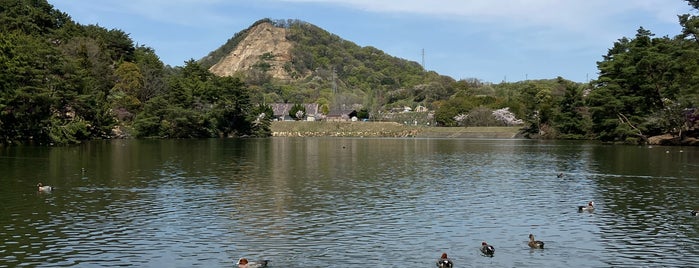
left=271, top=103, right=320, bottom=121
left=326, top=109, right=358, bottom=121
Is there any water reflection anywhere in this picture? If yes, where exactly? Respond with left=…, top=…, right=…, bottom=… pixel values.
left=0, top=138, right=697, bottom=267
left=588, top=145, right=699, bottom=267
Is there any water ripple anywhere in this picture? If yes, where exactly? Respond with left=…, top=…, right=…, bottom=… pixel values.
left=1, top=139, right=698, bottom=267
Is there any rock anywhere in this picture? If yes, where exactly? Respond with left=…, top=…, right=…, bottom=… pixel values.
left=681, top=137, right=699, bottom=145
left=648, top=134, right=681, bottom=145
left=209, top=22, right=295, bottom=80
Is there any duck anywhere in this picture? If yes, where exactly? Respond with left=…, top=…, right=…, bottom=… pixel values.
left=691, top=209, right=698, bottom=216
left=436, top=252, right=453, bottom=268
left=37, top=183, right=53, bottom=192
left=481, top=241, right=495, bottom=255
left=578, top=201, right=595, bottom=212
left=236, top=258, right=268, bottom=268
left=557, top=172, right=564, bottom=178
left=528, top=234, right=545, bottom=249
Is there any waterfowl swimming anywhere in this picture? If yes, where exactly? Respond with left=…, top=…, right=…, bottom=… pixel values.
left=37, top=183, right=53, bottom=192
left=557, top=172, right=564, bottom=178
left=436, top=252, right=453, bottom=268
left=528, top=234, right=545, bottom=249
left=481, top=241, right=495, bottom=255
left=691, top=209, right=698, bottom=216
left=578, top=201, right=595, bottom=212
left=236, top=258, right=268, bottom=268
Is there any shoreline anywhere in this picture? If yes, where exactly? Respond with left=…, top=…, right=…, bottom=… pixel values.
left=271, top=121, right=523, bottom=138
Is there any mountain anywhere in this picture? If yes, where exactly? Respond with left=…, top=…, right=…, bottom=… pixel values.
left=199, top=19, right=457, bottom=111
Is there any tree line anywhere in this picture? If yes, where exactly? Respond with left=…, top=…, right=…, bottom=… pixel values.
left=2, top=0, right=699, bottom=145
left=0, top=0, right=272, bottom=145
left=434, top=0, right=699, bottom=144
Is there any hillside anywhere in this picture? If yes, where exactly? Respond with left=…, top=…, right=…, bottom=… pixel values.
left=200, top=19, right=456, bottom=112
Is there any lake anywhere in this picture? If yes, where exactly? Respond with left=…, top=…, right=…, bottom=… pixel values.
left=1, top=138, right=698, bottom=267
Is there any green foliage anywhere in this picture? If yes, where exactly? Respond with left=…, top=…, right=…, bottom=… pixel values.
left=588, top=21, right=699, bottom=142
left=47, top=116, right=90, bottom=144
left=210, top=76, right=254, bottom=137
left=0, top=0, right=72, bottom=35
left=1, top=1, right=268, bottom=144
left=110, top=61, right=144, bottom=115
left=0, top=29, right=61, bottom=144
left=289, top=103, right=306, bottom=120
left=461, top=106, right=501, bottom=127
left=133, top=46, right=166, bottom=102
left=248, top=104, right=274, bottom=137
left=133, top=61, right=267, bottom=138
left=357, top=108, right=369, bottom=119
left=554, top=83, right=590, bottom=139
left=202, top=19, right=455, bottom=111
left=9, top=0, right=699, bottom=145
left=434, top=94, right=473, bottom=127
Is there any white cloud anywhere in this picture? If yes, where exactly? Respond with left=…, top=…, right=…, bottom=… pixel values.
left=278, top=0, right=688, bottom=33
left=58, top=0, right=689, bottom=39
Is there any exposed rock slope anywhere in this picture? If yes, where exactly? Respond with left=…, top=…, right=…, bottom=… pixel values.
left=208, top=22, right=293, bottom=80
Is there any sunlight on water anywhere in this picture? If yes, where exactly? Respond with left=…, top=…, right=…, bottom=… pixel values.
left=1, top=138, right=698, bottom=267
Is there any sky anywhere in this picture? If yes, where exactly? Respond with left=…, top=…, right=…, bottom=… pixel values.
left=49, top=0, right=694, bottom=83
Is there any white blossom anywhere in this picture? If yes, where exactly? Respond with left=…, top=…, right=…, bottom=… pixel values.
left=492, top=107, right=523, bottom=126
left=454, top=113, right=468, bottom=125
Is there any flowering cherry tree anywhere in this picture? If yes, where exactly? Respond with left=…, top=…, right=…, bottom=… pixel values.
left=492, top=108, right=523, bottom=126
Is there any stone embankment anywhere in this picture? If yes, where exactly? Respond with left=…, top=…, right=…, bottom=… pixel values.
left=271, top=121, right=522, bottom=138
left=647, top=134, right=699, bottom=145
left=273, top=130, right=420, bottom=137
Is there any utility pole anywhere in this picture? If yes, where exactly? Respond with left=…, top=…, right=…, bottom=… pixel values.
left=331, top=66, right=337, bottom=95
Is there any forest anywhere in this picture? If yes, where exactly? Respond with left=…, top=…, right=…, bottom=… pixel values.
left=0, top=0, right=272, bottom=145
left=1, top=0, right=699, bottom=145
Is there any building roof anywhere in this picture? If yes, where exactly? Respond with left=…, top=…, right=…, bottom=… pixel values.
left=327, top=109, right=357, bottom=117
left=271, top=103, right=319, bottom=117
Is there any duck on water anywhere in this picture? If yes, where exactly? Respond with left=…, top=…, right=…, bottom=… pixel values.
left=236, top=258, right=268, bottom=268
left=37, top=183, right=53, bottom=192
left=436, top=252, right=453, bottom=268
left=578, top=201, right=594, bottom=212
left=528, top=234, right=545, bottom=249
left=481, top=241, right=495, bottom=256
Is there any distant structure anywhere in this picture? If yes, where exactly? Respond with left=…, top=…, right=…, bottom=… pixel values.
left=421, top=48, right=425, bottom=69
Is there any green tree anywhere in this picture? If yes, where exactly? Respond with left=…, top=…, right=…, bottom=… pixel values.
left=248, top=104, right=273, bottom=137
left=357, top=108, right=369, bottom=119
left=134, top=46, right=166, bottom=102
left=289, top=103, right=306, bottom=120
left=434, top=93, right=473, bottom=126
left=0, top=31, right=59, bottom=144
left=589, top=27, right=686, bottom=142
left=110, top=61, right=144, bottom=116
left=211, top=76, right=254, bottom=137
left=553, top=83, right=590, bottom=139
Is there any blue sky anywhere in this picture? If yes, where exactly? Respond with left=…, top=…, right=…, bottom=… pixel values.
left=49, top=0, right=693, bottom=83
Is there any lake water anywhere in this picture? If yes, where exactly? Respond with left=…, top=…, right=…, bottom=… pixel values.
left=1, top=138, right=698, bottom=267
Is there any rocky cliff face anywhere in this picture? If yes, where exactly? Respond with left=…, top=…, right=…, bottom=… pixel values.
left=208, top=22, right=293, bottom=80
